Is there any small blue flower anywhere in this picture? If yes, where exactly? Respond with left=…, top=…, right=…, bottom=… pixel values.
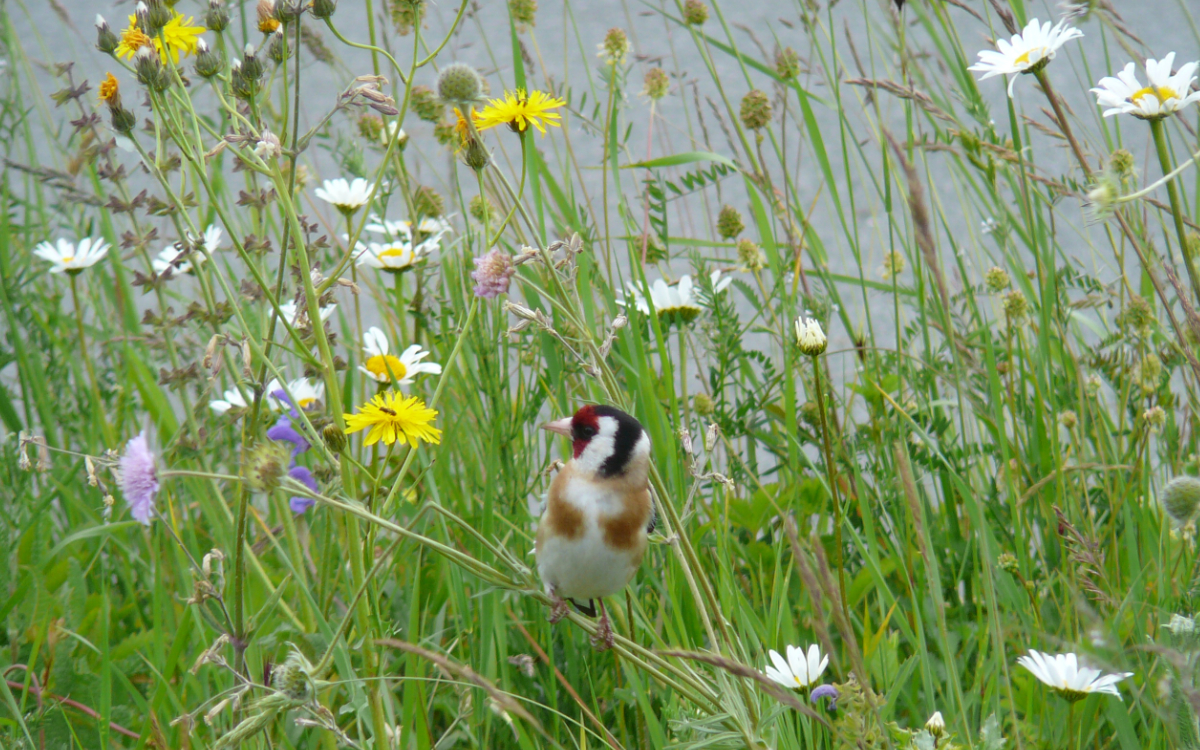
left=810, top=684, right=838, bottom=711
left=287, top=465, right=318, bottom=514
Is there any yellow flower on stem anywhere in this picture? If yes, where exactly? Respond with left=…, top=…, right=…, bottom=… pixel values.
left=343, top=391, right=442, bottom=447
left=475, top=89, right=565, bottom=135
left=117, top=13, right=205, bottom=63
left=98, top=73, right=120, bottom=105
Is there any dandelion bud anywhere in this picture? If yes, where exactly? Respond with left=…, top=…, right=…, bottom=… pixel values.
left=1161, top=476, right=1200, bottom=524
left=462, top=136, right=490, bottom=171
left=1109, top=148, right=1135, bottom=179
left=412, top=185, right=445, bottom=218
left=312, top=0, right=337, bottom=19
left=795, top=316, right=827, bottom=356
left=682, top=0, right=709, bottom=25
left=95, top=15, right=119, bottom=54
left=437, top=62, right=486, bottom=107
left=716, top=205, right=744, bottom=240
left=411, top=85, right=445, bottom=122
left=110, top=105, right=137, bottom=134
left=739, top=89, right=772, bottom=130
left=925, top=711, right=945, bottom=738
left=737, top=238, right=767, bottom=271
left=194, top=38, right=221, bottom=78
left=642, top=67, right=670, bottom=100
left=322, top=423, right=347, bottom=453
left=233, top=47, right=264, bottom=100
left=1002, top=290, right=1028, bottom=323
left=679, top=428, right=694, bottom=456
left=206, top=0, right=231, bottom=32
left=244, top=442, right=288, bottom=493
left=267, top=28, right=286, bottom=64
left=1057, top=410, right=1077, bottom=430
left=134, top=2, right=152, bottom=33
left=775, top=46, right=800, bottom=81
left=694, top=392, right=715, bottom=416
left=134, top=46, right=170, bottom=92
left=1143, top=405, right=1167, bottom=433
left=984, top=266, right=1010, bottom=293
left=598, top=28, right=629, bottom=66
left=144, top=0, right=172, bottom=35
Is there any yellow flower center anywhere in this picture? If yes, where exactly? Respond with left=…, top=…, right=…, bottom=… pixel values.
left=379, top=246, right=410, bottom=261
left=298, top=397, right=316, bottom=409
left=1132, top=86, right=1176, bottom=105
left=62, top=256, right=75, bottom=264
left=366, top=354, right=407, bottom=381
left=1013, top=47, right=1046, bottom=67
left=99, top=73, right=120, bottom=103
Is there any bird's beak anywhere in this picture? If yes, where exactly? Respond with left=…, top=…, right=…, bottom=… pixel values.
left=540, top=417, right=573, bottom=437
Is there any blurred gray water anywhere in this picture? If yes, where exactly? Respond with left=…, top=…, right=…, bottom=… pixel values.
left=6, top=0, right=1200, bottom=373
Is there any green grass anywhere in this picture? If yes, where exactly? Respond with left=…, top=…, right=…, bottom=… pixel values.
left=2, top=0, right=1200, bottom=748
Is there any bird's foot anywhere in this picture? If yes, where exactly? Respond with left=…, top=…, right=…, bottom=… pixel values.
left=591, top=606, right=615, bottom=651
left=548, top=593, right=570, bottom=624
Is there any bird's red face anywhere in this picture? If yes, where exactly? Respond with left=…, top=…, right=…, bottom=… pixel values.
left=540, top=405, right=648, bottom=478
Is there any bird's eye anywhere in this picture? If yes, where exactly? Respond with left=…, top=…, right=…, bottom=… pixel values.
left=576, top=425, right=596, bottom=440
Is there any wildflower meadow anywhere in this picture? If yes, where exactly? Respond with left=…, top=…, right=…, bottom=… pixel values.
left=3, top=0, right=1200, bottom=747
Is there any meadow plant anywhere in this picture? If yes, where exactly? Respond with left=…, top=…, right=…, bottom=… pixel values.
left=5, top=0, right=1200, bottom=748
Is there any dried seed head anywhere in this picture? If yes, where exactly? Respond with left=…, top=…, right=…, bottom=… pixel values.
left=598, top=28, right=630, bottom=66
left=642, top=67, right=670, bottom=100
left=775, top=46, right=800, bottom=80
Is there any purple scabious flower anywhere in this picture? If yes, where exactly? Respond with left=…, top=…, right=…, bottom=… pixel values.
left=267, top=415, right=310, bottom=457
left=119, top=431, right=159, bottom=525
left=471, top=248, right=516, bottom=298
left=287, top=465, right=319, bottom=514
left=810, top=684, right=838, bottom=711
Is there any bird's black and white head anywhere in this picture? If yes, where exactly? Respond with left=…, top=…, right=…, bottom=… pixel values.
left=542, top=405, right=651, bottom=481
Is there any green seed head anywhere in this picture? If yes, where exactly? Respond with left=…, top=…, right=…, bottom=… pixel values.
left=1057, top=410, right=1077, bottom=430
left=437, top=62, right=486, bottom=106
left=737, top=238, right=766, bottom=272
left=509, top=0, right=537, bottom=29
left=1002, top=290, right=1028, bottom=323
left=391, top=0, right=426, bottom=36
left=642, top=67, right=670, bottom=100
left=716, top=205, right=744, bottom=240
left=311, top=0, right=337, bottom=20
left=739, top=89, right=772, bottom=130
left=599, top=28, right=630, bottom=66
left=1109, top=148, right=1135, bottom=179
left=682, top=0, right=709, bottom=25
left=244, top=442, right=288, bottom=494
left=412, top=185, right=445, bottom=218
left=206, top=0, right=231, bottom=31
left=984, top=266, right=1010, bottom=293
left=410, top=85, right=445, bottom=123
left=1161, top=476, right=1200, bottom=525
left=775, top=47, right=801, bottom=81
left=469, top=194, right=496, bottom=225
left=693, top=392, right=715, bottom=416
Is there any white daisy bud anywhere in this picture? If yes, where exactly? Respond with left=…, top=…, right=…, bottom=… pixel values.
left=794, top=316, right=827, bottom=356
left=925, top=711, right=946, bottom=738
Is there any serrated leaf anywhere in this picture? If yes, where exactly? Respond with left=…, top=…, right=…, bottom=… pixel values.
left=980, top=713, right=1006, bottom=750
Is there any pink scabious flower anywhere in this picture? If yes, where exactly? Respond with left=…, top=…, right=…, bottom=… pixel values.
left=119, top=431, right=159, bottom=525
left=471, top=248, right=516, bottom=298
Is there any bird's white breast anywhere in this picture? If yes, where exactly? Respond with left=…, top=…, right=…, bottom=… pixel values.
left=537, top=477, right=645, bottom=601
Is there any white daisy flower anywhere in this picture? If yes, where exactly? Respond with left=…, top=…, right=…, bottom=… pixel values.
left=1017, top=650, right=1133, bottom=702
left=968, top=17, right=1083, bottom=96
left=1091, top=53, right=1200, bottom=120
left=795, top=316, right=827, bottom=356
left=33, top=237, right=110, bottom=274
left=382, top=121, right=407, bottom=147
left=764, top=644, right=829, bottom=689
left=315, top=177, right=373, bottom=214
left=358, top=326, right=443, bottom=385
left=619, top=273, right=724, bottom=326
left=356, top=225, right=450, bottom=272
left=277, top=301, right=337, bottom=327
left=364, top=216, right=454, bottom=239
left=209, top=378, right=284, bottom=414
left=152, top=244, right=203, bottom=276
left=273, top=377, right=325, bottom=410
left=197, top=225, right=223, bottom=253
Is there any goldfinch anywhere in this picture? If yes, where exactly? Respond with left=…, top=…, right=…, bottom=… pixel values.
left=537, top=405, right=654, bottom=650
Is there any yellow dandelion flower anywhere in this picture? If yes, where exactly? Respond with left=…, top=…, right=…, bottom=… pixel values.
left=98, top=73, right=120, bottom=104
left=118, top=13, right=205, bottom=64
left=116, top=24, right=153, bottom=60
left=475, top=89, right=565, bottom=135
left=343, top=391, right=442, bottom=447
left=454, top=107, right=473, bottom=145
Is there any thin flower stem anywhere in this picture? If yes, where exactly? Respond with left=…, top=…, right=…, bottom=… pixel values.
left=812, top=355, right=850, bottom=629
left=1150, top=118, right=1200, bottom=304
left=488, top=134, right=528, bottom=246
left=69, top=273, right=114, bottom=445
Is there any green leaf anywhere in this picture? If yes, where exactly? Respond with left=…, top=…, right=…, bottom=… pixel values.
left=622, top=151, right=735, bottom=170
